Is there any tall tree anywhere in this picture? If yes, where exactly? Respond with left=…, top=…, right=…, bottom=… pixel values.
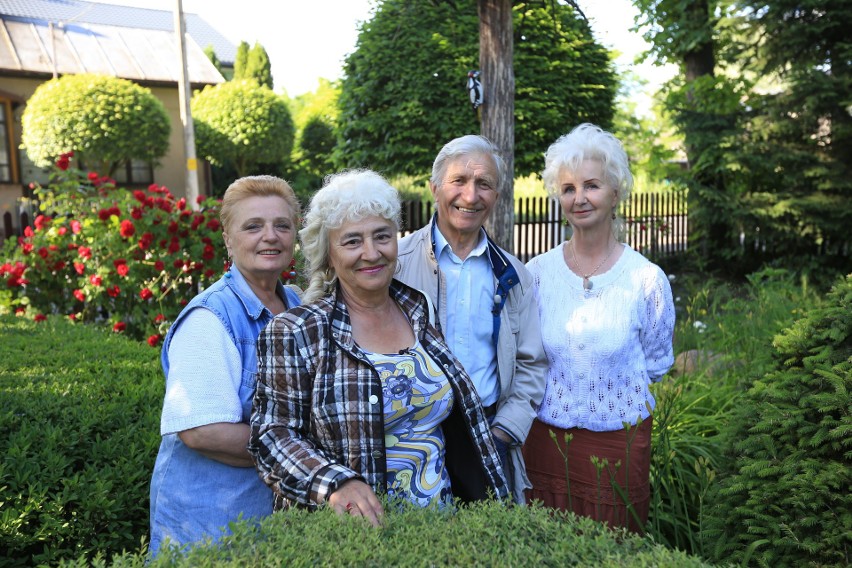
left=478, top=0, right=515, bottom=249
left=336, top=0, right=615, bottom=182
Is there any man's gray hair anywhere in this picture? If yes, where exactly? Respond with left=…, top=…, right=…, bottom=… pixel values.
left=430, top=134, right=506, bottom=190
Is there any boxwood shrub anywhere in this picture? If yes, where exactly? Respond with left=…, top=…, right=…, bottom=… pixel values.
left=0, top=315, right=162, bottom=565
left=73, top=500, right=715, bottom=567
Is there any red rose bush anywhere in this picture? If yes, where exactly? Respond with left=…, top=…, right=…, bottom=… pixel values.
left=0, top=154, right=245, bottom=341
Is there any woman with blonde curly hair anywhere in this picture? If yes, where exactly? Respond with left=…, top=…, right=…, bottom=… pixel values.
left=249, top=170, right=508, bottom=526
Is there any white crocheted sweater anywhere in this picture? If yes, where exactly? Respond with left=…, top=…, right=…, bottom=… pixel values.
left=526, top=243, right=675, bottom=432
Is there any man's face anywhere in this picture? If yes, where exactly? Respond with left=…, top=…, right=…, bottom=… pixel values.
left=431, top=152, right=499, bottom=243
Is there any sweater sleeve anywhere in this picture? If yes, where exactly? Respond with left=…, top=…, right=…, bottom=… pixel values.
left=160, top=308, right=243, bottom=435
left=640, top=266, right=676, bottom=381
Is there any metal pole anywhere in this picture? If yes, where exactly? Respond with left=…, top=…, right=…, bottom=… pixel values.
left=174, top=0, right=199, bottom=210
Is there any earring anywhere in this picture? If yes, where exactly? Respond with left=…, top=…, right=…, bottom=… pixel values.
left=612, top=209, right=617, bottom=220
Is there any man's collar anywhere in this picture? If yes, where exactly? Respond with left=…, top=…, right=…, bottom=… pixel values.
left=432, top=220, right=488, bottom=259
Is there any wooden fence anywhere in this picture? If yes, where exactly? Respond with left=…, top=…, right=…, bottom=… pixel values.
left=4, top=192, right=688, bottom=263
left=402, top=191, right=688, bottom=262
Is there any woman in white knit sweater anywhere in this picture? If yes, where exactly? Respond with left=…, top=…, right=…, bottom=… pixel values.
left=523, top=123, right=675, bottom=532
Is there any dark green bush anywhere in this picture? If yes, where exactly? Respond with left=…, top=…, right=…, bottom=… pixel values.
left=0, top=315, right=162, bottom=566
left=703, top=273, right=852, bottom=567
left=68, top=500, right=714, bottom=567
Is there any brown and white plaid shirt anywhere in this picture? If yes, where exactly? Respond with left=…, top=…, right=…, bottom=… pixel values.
left=249, top=279, right=509, bottom=509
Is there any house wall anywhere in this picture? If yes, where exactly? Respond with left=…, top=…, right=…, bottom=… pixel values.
left=0, top=76, right=209, bottom=239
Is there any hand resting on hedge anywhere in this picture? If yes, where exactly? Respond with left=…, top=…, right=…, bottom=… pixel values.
left=327, top=479, right=385, bottom=527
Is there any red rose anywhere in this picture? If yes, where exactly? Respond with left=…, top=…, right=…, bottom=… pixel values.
left=73, top=289, right=85, bottom=302
left=153, top=313, right=165, bottom=324
left=21, top=243, right=33, bottom=255
left=168, top=239, right=180, bottom=254
left=168, top=221, right=179, bottom=234
left=34, top=313, right=47, bottom=322
left=112, top=321, right=127, bottom=333
left=116, top=264, right=129, bottom=277
left=202, top=244, right=215, bottom=261
left=147, top=334, right=161, bottom=347
left=38, top=247, right=49, bottom=259
left=154, top=260, right=165, bottom=272
left=177, top=198, right=186, bottom=211
left=34, top=215, right=51, bottom=230
left=57, top=227, right=67, bottom=236
left=89, top=274, right=102, bottom=286
left=78, top=246, right=92, bottom=260
left=138, top=232, right=154, bottom=251
left=88, top=172, right=100, bottom=182
left=119, top=219, right=136, bottom=238
left=172, top=259, right=183, bottom=268
left=139, top=287, right=153, bottom=300
left=206, top=219, right=221, bottom=232
left=106, top=285, right=120, bottom=297
left=73, top=262, right=86, bottom=275
left=57, top=156, right=70, bottom=171
left=98, top=209, right=112, bottom=221
left=24, top=226, right=34, bottom=238
left=133, top=190, right=147, bottom=203
left=68, top=313, right=77, bottom=321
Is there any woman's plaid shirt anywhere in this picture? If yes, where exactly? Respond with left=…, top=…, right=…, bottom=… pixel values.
left=249, top=279, right=509, bottom=509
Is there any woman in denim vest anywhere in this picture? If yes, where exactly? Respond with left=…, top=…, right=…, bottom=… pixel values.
left=149, top=176, right=301, bottom=556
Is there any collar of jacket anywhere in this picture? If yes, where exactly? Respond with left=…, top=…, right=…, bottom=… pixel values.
left=429, top=214, right=519, bottom=345
left=327, top=279, right=430, bottom=352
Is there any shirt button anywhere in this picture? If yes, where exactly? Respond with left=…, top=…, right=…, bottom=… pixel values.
left=579, top=373, right=585, bottom=379
left=369, top=395, right=379, bottom=405
left=371, top=450, right=383, bottom=459
left=578, top=344, right=585, bottom=350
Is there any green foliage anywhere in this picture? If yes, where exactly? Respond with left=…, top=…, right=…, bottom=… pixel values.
left=202, top=45, right=224, bottom=76
left=232, top=41, right=249, bottom=80
left=20, top=74, right=170, bottom=177
left=76, top=500, right=713, bottom=567
left=632, top=0, right=852, bottom=276
left=0, top=315, right=162, bottom=566
left=191, top=80, right=294, bottom=178
left=702, top=273, right=852, bottom=567
left=0, top=157, right=228, bottom=342
left=336, top=0, right=616, bottom=178
left=244, top=42, right=274, bottom=90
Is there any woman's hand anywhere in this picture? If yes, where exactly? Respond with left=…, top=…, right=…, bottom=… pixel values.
left=327, top=479, right=384, bottom=527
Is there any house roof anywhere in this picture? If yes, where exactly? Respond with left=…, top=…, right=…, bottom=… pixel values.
left=0, top=0, right=233, bottom=85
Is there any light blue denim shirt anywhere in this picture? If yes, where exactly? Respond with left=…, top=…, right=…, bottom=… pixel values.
left=434, top=227, right=499, bottom=407
left=149, top=265, right=299, bottom=557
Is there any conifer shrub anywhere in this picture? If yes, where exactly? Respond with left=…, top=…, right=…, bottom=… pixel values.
left=0, top=315, right=161, bottom=566
left=702, top=274, right=851, bottom=567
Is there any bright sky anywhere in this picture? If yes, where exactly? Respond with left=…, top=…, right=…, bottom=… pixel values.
left=101, top=0, right=675, bottom=111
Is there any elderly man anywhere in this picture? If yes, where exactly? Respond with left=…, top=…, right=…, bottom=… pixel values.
left=397, top=135, right=547, bottom=503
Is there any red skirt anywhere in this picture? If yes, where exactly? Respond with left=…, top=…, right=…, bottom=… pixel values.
left=522, top=417, right=652, bottom=533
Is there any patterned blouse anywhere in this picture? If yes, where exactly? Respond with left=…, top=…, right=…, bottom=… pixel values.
left=365, top=342, right=454, bottom=507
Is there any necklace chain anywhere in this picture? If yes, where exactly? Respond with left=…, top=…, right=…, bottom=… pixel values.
left=571, top=240, right=615, bottom=291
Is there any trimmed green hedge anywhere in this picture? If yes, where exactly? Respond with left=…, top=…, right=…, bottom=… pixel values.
left=0, top=315, right=162, bottom=565
left=73, top=501, right=714, bottom=567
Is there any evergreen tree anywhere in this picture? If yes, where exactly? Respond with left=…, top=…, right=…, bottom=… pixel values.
left=703, top=273, right=852, bottom=567
left=233, top=41, right=250, bottom=80
left=245, top=42, right=274, bottom=90
left=335, top=0, right=616, bottom=178
left=203, top=45, right=223, bottom=76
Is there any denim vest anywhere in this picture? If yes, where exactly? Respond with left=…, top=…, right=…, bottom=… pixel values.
left=149, top=266, right=299, bottom=556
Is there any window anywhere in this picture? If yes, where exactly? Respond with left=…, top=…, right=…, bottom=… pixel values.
left=0, top=101, right=12, bottom=182
left=112, top=159, right=154, bottom=185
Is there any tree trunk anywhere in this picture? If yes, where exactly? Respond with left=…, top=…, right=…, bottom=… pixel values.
left=478, top=0, right=515, bottom=252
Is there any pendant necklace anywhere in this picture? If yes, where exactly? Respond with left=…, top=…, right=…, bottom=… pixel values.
left=571, top=239, right=615, bottom=291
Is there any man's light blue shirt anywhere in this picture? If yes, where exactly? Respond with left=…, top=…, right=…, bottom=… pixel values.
left=434, top=227, right=499, bottom=407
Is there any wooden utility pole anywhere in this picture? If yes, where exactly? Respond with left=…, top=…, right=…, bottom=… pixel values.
left=478, top=0, right=515, bottom=252
left=174, top=0, right=200, bottom=210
